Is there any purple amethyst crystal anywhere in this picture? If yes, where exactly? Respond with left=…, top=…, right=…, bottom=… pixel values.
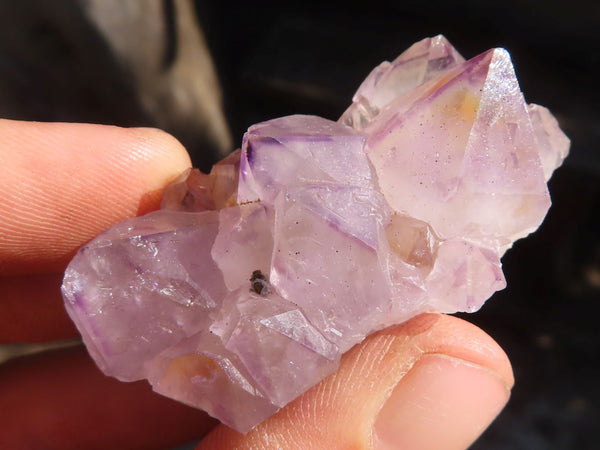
left=62, top=35, right=569, bottom=432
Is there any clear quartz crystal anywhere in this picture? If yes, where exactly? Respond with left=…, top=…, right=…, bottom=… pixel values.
left=62, top=35, right=569, bottom=432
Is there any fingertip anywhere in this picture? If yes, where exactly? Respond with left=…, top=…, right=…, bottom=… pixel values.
left=372, top=353, right=511, bottom=450
left=0, top=121, right=193, bottom=274
left=118, top=126, right=193, bottom=215
left=127, top=126, right=193, bottom=180
left=385, top=313, right=514, bottom=390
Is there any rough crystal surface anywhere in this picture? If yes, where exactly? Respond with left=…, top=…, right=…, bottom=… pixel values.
left=62, top=35, right=570, bottom=432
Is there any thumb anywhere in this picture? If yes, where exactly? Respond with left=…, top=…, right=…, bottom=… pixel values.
left=197, top=313, right=513, bottom=450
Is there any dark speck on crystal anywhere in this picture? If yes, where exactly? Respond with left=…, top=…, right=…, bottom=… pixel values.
left=250, top=269, right=270, bottom=295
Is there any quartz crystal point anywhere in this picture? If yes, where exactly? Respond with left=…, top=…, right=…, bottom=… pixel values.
left=62, top=35, right=570, bottom=432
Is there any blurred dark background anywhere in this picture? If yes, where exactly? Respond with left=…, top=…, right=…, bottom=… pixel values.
left=0, top=0, right=597, bottom=448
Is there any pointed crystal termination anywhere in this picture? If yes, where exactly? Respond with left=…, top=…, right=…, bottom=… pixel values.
left=61, top=36, right=569, bottom=433
left=362, top=48, right=551, bottom=248
left=528, top=104, right=571, bottom=181
left=340, top=34, right=465, bottom=129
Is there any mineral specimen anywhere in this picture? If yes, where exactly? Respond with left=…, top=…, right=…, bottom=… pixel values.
left=62, top=35, right=570, bottom=432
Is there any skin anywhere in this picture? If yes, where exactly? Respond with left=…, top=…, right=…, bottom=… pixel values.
left=0, top=120, right=514, bottom=449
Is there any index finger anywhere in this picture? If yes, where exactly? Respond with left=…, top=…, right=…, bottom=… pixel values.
left=0, top=119, right=191, bottom=275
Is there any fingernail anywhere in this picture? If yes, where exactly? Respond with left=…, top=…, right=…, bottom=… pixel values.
left=373, top=354, right=511, bottom=450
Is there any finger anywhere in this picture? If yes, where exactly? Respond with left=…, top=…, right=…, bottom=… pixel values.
left=0, top=346, right=217, bottom=449
left=0, top=274, right=77, bottom=343
left=198, top=314, right=514, bottom=450
left=0, top=119, right=191, bottom=276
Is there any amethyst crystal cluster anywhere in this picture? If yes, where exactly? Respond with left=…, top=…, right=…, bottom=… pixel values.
left=62, top=36, right=569, bottom=432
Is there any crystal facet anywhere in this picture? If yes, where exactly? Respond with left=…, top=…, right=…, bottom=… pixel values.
left=62, top=36, right=569, bottom=432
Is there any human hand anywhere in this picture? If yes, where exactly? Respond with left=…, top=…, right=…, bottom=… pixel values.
left=0, top=120, right=513, bottom=449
